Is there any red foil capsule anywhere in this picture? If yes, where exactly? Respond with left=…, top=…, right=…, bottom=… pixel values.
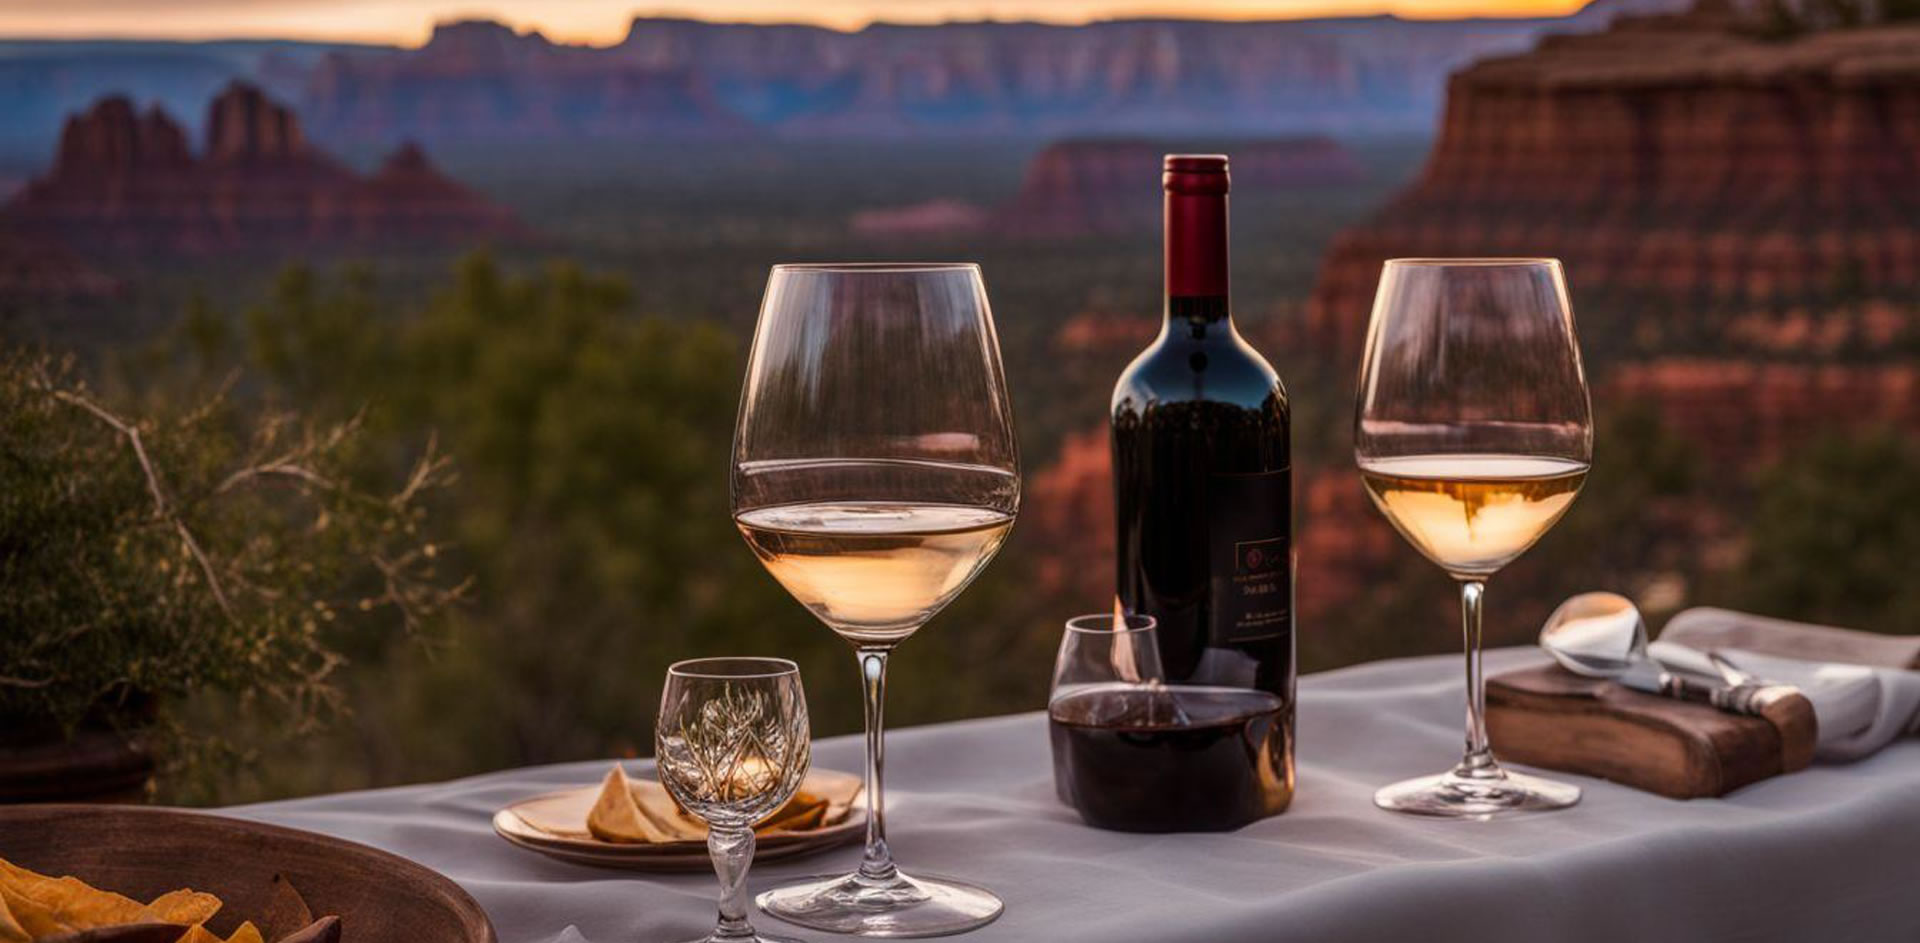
left=1164, top=154, right=1230, bottom=299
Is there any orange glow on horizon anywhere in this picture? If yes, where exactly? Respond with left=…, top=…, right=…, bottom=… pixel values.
left=0, top=0, right=1591, bottom=47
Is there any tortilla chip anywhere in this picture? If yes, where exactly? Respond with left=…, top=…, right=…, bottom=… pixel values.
left=582, top=765, right=859, bottom=843
left=587, top=766, right=686, bottom=843
left=0, top=859, right=145, bottom=935
left=757, top=794, right=827, bottom=834
left=273, top=916, right=341, bottom=943
left=0, top=892, right=26, bottom=943
left=258, top=875, right=312, bottom=942
left=138, top=890, right=221, bottom=926
left=177, top=921, right=261, bottom=943
left=629, top=779, right=705, bottom=840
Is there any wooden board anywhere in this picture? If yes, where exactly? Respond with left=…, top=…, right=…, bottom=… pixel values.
left=1487, top=664, right=1816, bottom=799
left=0, top=805, right=495, bottom=943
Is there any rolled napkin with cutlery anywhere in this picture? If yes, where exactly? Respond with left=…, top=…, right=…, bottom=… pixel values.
left=1495, top=601, right=1917, bottom=797
left=1651, top=607, right=1920, bottom=762
left=1539, top=593, right=1813, bottom=724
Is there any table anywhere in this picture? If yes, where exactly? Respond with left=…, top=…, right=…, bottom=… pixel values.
left=229, top=649, right=1920, bottom=943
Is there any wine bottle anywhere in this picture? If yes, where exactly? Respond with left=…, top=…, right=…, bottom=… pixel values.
left=1109, top=154, right=1294, bottom=823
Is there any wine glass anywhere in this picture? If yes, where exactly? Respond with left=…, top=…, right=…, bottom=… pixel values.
left=1048, top=612, right=1162, bottom=816
left=656, top=657, right=811, bottom=943
left=733, top=263, right=1017, bottom=935
left=1050, top=612, right=1163, bottom=703
left=1355, top=258, right=1592, bottom=818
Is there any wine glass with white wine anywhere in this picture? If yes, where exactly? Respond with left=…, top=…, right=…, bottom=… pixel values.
left=733, top=263, right=1017, bottom=935
left=1356, top=258, right=1592, bottom=818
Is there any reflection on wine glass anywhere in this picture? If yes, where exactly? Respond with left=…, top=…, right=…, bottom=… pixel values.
left=656, top=657, right=810, bottom=943
left=734, top=263, right=1017, bottom=936
left=1355, top=258, right=1593, bottom=818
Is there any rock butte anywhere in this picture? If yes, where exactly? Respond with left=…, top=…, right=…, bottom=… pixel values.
left=1307, top=9, right=1920, bottom=364
left=3, top=82, right=524, bottom=255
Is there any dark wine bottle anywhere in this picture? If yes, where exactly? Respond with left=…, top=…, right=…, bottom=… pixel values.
left=1108, top=154, right=1294, bottom=823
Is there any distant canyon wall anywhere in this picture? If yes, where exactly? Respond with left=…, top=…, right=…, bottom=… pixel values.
left=998, top=136, right=1364, bottom=237
left=0, top=0, right=1684, bottom=160
left=299, top=17, right=1546, bottom=143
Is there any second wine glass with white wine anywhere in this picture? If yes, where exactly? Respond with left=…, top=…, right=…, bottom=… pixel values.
left=1356, top=258, right=1592, bottom=818
left=733, top=263, right=1017, bottom=936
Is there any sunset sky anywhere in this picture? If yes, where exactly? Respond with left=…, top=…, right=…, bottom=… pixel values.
left=0, top=0, right=1591, bottom=45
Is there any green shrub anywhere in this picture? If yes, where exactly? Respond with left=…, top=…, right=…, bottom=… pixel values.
left=0, top=351, right=461, bottom=783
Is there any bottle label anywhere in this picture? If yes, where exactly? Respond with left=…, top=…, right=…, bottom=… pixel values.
left=1207, top=468, right=1291, bottom=644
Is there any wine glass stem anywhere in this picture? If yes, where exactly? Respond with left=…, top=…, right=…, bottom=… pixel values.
left=708, top=824, right=756, bottom=940
left=1456, top=578, right=1497, bottom=776
left=856, top=646, right=898, bottom=883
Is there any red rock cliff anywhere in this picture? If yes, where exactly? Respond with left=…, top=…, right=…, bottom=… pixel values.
left=1306, top=14, right=1920, bottom=363
left=1608, top=360, right=1920, bottom=467
left=205, top=83, right=311, bottom=165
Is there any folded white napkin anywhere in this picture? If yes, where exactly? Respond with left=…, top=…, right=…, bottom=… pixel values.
left=1650, top=608, right=1920, bottom=763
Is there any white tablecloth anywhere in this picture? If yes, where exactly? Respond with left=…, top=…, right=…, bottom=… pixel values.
left=229, top=649, right=1920, bottom=943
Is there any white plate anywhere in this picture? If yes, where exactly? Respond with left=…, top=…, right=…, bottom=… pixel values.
left=493, top=769, right=865, bottom=873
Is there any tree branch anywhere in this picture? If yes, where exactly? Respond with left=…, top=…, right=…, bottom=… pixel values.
left=214, top=462, right=336, bottom=495
left=38, top=382, right=239, bottom=624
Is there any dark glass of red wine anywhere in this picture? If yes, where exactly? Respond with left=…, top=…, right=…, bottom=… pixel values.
left=1048, top=612, right=1292, bottom=832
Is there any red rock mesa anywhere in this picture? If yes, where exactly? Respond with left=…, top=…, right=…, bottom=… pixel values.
left=1306, top=11, right=1920, bottom=363
left=3, top=82, right=523, bottom=255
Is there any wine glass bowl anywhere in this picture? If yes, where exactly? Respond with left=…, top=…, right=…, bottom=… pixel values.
left=1355, top=258, right=1592, bottom=818
left=734, top=500, right=1013, bottom=645
left=656, top=657, right=811, bottom=943
left=733, top=263, right=1015, bottom=936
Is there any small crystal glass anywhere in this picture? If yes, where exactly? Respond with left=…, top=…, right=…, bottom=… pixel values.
left=656, top=657, right=811, bottom=943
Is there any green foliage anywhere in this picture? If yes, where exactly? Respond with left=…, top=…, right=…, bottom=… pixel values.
left=1716, top=430, right=1920, bottom=631
left=85, top=252, right=1083, bottom=802
left=359, top=257, right=795, bottom=769
left=163, top=255, right=860, bottom=800
left=0, top=350, right=459, bottom=782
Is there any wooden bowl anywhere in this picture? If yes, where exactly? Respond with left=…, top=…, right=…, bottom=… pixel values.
left=0, top=805, right=495, bottom=943
left=0, top=729, right=153, bottom=803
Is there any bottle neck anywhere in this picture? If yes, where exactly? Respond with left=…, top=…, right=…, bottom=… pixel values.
left=1164, top=183, right=1230, bottom=336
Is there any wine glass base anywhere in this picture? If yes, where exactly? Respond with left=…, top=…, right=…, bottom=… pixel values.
left=1374, top=766, right=1580, bottom=819
left=757, top=869, right=1004, bottom=938
left=679, top=932, right=804, bottom=943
